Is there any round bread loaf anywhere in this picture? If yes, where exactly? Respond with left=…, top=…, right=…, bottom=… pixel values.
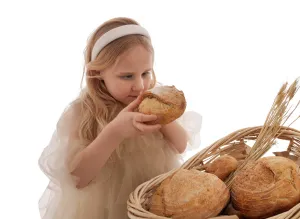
left=150, top=169, right=230, bottom=219
left=138, top=85, right=186, bottom=125
left=231, top=156, right=300, bottom=218
left=205, top=155, right=238, bottom=181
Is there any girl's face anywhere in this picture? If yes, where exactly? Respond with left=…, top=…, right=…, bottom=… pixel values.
left=101, top=45, right=154, bottom=105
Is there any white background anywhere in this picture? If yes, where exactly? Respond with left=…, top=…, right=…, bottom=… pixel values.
left=0, top=1, right=299, bottom=218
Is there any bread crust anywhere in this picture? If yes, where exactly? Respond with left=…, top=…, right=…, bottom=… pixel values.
left=138, top=85, right=186, bottom=125
left=231, top=156, right=300, bottom=218
left=150, top=169, right=230, bottom=219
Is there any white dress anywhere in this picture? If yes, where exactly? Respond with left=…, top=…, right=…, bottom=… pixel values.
left=38, top=103, right=202, bottom=219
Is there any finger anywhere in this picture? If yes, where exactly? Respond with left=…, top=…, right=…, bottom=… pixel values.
left=134, top=113, right=158, bottom=123
left=134, top=122, right=162, bottom=133
left=123, top=94, right=143, bottom=112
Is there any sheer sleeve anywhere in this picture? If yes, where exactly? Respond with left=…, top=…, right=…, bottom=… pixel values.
left=38, top=103, right=95, bottom=219
left=39, top=103, right=84, bottom=184
left=176, top=110, right=202, bottom=151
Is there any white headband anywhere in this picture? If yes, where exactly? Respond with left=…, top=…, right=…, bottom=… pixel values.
left=91, top=24, right=151, bottom=61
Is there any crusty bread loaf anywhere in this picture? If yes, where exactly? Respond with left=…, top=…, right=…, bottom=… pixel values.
left=150, top=169, right=230, bottom=219
left=205, top=155, right=238, bottom=181
left=138, top=85, right=186, bottom=125
left=231, top=156, right=300, bottom=218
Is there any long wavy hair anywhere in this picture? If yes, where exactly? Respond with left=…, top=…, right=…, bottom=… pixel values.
left=75, top=17, right=156, bottom=145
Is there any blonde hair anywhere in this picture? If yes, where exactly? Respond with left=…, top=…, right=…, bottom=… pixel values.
left=76, top=17, right=156, bottom=145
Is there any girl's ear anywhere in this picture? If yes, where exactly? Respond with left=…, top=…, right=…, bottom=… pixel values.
left=87, top=70, right=102, bottom=79
left=91, top=70, right=101, bottom=76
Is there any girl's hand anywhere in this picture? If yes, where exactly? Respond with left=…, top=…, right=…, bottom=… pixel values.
left=109, top=95, right=161, bottom=140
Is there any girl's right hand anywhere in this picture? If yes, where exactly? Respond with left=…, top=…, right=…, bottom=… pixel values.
left=109, top=95, right=161, bottom=140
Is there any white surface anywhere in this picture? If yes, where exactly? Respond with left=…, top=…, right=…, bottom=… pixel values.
left=0, top=1, right=299, bottom=218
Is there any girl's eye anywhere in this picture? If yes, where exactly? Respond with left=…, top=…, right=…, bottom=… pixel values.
left=120, top=71, right=151, bottom=80
left=142, top=71, right=151, bottom=77
left=120, top=75, right=133, bottom=80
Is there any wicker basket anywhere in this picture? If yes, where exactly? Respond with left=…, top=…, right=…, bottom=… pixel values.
left=127, top=79, right=300, bottom=219
left=127, top=126, right=300, bottom=219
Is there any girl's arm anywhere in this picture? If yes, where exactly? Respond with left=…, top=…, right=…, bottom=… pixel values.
left=70, top=95, right=160, bottom=189
left=70, top=122, right=122, bottom=189
left=160, top=121, right=188, bottom=154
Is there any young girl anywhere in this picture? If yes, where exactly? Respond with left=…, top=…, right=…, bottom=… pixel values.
left=38, top=17, right=201, bottom=219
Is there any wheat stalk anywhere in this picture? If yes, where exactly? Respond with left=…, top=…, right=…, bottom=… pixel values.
left=226, top=78, right=300, bottom=187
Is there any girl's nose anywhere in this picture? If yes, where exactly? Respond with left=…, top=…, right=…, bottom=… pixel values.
left=132, top=78, right=144, bottom=91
